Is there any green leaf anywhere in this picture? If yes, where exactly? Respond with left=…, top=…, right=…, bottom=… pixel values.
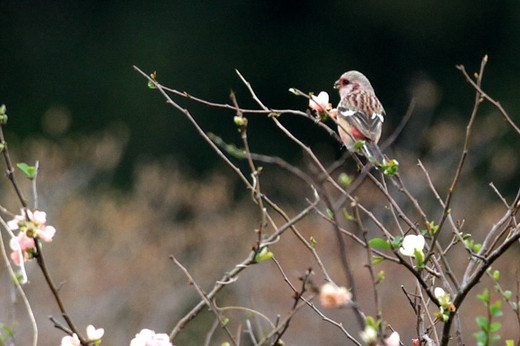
left=473, top=330, right=486, bottom=343
left=490, top=301, right=502, bottom=316
left=489, top=334, right=501, bottom=343
left=503, top=290, right=512, bottom=300
left=475, top=316, right=488, bottom=329
left=368, top=238, right=391, bottom=250
left=221, top=317, right=230, bottom=327
left=413, top=248, right=424, bottom=267
left=391, top=236, right=402, bottom=249
left=342, top=208, right=354, bottom=221
left=489, top=321, right=501, bottom=332
left=506, top=340, right=515, bottom=346
left=255, top=247, right=273, bottom=262
left=353, top=140, right=365, bottom=151
left=0, top=323, right=14, bottom=340
left=492, top=270, right=500, bottom=280
left=16, top=162, right=37, bottom=179
left=365, top=316, right=376, bottom=327
left=326, top=208, right=334, bottom=219
left=477, top=289, right=489, bottom=303
left=371, top=256, right=384, bottom=265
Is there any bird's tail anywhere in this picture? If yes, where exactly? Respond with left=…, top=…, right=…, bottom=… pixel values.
left=362, top=142, right=385, bottom=165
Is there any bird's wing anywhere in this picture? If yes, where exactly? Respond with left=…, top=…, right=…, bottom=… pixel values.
left=338, top=96, right=384, bottom=142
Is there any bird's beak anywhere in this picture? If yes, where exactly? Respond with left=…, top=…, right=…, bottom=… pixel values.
left=333, top=80, right=341, bottom=89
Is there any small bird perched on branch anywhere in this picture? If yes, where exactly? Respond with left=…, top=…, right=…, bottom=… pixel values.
left=334, top=71, right=385, bottom=162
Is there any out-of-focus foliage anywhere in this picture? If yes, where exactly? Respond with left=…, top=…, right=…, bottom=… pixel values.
left=0, top=1, right=519, bottom=187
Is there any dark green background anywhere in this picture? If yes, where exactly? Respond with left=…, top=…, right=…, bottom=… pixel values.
left=1, top=1, right=519, bottom=183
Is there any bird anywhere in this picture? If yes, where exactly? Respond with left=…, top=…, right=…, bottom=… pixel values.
left=333, top=71, right=385, bottom=163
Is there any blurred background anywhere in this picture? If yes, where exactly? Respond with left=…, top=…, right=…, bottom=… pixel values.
left=0, top=1, right=519, bottom=345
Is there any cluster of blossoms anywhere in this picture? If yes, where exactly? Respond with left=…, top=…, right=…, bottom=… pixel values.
left=434, top=287, right=456, bottom=321
left=319, top=283, right=400, bottom=345
left=129, top=329, right=173, bottom=346
left=8, top=209, right=56, bottom=265
left=60, top=327, right=172, bottom=345
left=60, top=325, right=104, bottom=346
left=360, top=327, right=400, bottom=346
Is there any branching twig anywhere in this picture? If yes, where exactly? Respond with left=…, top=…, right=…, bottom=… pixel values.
left=170, top=255, right=238, bottom=345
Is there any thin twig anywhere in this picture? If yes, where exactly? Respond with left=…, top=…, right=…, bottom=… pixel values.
left=457, top=57, right=520, bottom=135
left=171, top=255, right=238, bottom=345
left=427, top=56, right=487, bottom=269
left=270, top=257, right=362, bottom=346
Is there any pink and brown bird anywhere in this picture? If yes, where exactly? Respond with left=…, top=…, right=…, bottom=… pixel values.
left=333, top=71, right=385, bottom=162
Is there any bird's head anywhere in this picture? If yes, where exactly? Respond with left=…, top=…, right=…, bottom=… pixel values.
left=334, top=70, right=375, bottom=98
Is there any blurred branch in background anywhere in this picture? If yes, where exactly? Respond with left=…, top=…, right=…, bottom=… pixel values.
left=0, top=55, right=518, bottom=345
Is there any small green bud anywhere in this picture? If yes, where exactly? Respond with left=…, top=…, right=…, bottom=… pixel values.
left=381, top=159, right=399, bottom=176
left=338, top=172, right=353, bottom=187
left=233, top=115, right=248, bottom=127
left=255, top=247, right=273, bottom=262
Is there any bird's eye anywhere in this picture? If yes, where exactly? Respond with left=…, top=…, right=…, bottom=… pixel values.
left=342, top=79, right=350, bottom=85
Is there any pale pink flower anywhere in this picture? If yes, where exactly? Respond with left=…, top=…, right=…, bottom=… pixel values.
left=319, top=283, right=352, bottom=308
left=86, top=324, right=104, bottom=342
left=37, top=225, right=56, bottom=242
left=130, top=328, right=172, bottom=346
left=60, top=333, right=80, bottom=346
left=10, top=250, right=26, bottom=266
left=10, top=233, right=35, bottom=252
left=32, top=210, right=47, bottom=224
left=384, top=331, right=400, bottom=346
left=9, top=233, right=35, bottom=266
left=7, top=212, right=24, bottom=230
left=309, top=91, right=332, bottom=113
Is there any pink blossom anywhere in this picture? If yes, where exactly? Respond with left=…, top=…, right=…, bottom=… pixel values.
left=37, top=225, right=56, bottom=242
left=319, top=283, right=352, bottom=308
left=130, top=329, right=172, bottom=346
left=33, top=210, right=48, bottom=224
left=60, top=333, right=80, bottom=346
left=10, top=233, right=35, bottom=252
left=7, top=212, right=24, bottom=230
left=384, top=331, right=400, bottom=346
left=309, top=91, right=332, bottom=113
left=8, top=209, right=56, bottom=242
left=9, top=233, right=35, bottom=266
